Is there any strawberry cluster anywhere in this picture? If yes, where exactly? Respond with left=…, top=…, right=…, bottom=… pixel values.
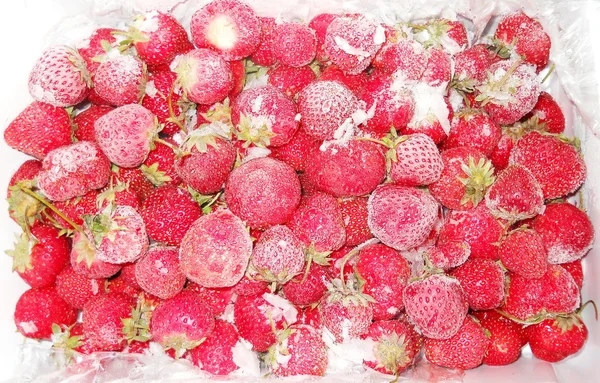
left=4, top=0, right=595, bottom=377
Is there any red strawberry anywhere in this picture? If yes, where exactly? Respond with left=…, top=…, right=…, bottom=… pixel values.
left=297, top=305, right=322, bottom=328
left=339, top=197, right=372, bottom=246
left=561, top=260, right=584, bottom=289
left=499, top=228, right=548, bottom=279
left=37, top=141, right=110, bottom=201
left=14, top=287, right=77, bottom=339
left=272, top=23, right=317, bottom=67
left=269, top=128, right=321, bottom=172
left=185, top=282, right=235, bottom=317
left=438, top=203, right=505, bottom=260
left=141, top=70, right=185, bottom=136
left=360, top=75, right=415, bottom=135
left=78, top=28, right=119, bottom=75
left=234, top=293, right=297, bottom=352
left=309, top=13, right=338, bottom=62
left=251, top=225, right=305, bottom=284
left=424, top=316, right=490, bottom=369
left=140, top=139, right=181, bottom=187
left=190, top=0, right=261, bottom=61
left=106, top=275, right=145, bottom=299
left=190, top=320, right=239, bottom=375
left=113, top=166, right=155, bottom=202
left=70, top=230, right=122, bottom=279
left=510, top=132, right=586, bottom=199
left=494, top=12, right=551, bottom=72
left=362, top=318, right=423, bottom=376
left=136, top=246, right=186, bottom=299
left=327, top=246, right=357, bottom=280
left=444, top=110, right=502, bottom=156
left=150, top=290, right=215, bottom=357
left=297, top=80, right=359, bottom=140
left=82, top=292, right=135, bottom=351
left=428, top=241, right=471, bottom=270
left=372, top=39, right=427, bottom=80
left=55, top=266, right=104, bottom=309
left=225, top=157, right=301, bottom=229
left=523, top=91, right=565, bottom=134
left=249, top=16, right=277, bottom=66
left=28, top=46, right=90, bottom=107
left=287, top=193, right=346, bottom=252
left=282, top=263, right=329, bottom=306
left=526, top=314, right=588, bottom=362
left=473, top=310, right=526, bottom=366
left=172, top=49, right=234, bottom=105
left=489, top=132, right=514, bottom=172
left=73, top=105, right=114, bottom=142
left=421, top=48, right=452, bottom=85
left=318, top=65, right=368, bottom=95
left=268, top=64, right=316, bottom=98
left=4, top=102, right=73, bottom=159
left=266, top=324, right=328, bottom=377
left=485, top=164, right=544, bottom=222
left=368, top=184, right=439, bottom=251
left=233, top=273, right=270, bottom=296
left=531, top=202, right=594, bottom=264
left=453, top=44, right=503, bottom=86
left=320, top=281, right=373, bottom=342
left=7, top=224, right=69, bottom=288
left=390, top=133, right=443, bottom=187
left=231, top=85, right=299, bottom=147
left=180, top=209, right=252, bottom=287
left=228, top=60, right=246, bottom=98
left=46, top=190, right=99, bottom=230
left=450, top=259, right=505, bottom=310
left=305, top=140, right=386, bottom=197
left=93, top=54, right=147, bottom=106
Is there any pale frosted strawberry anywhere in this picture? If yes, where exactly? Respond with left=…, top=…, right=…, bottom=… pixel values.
left=485, top=164, right=544, bottom=222
left=273, top=23, right=317, bottom=67
left=180, top=209, right=252, bottom=287
left=531, top=202, right=594, bottom=264
left=251, top=225, right=305, bottom=284
left=324, top=15, right=383, bottom=74
left=421, top=48, right=452, bottom=86
left=225, top=157, right=301, bottom=229
left=82, top=292, right=134, bottom=351
left=453, top=44, right=502, bottom=86
left=95, top=104, right=158, bottom=168
left=450, top=259, right=505, bottom=310
left=360, top=75, right=415, bottom=134
left=135, top=246, right=185, bottom=299
left=282, top=263, right=329, bottom=306
left=372, top=39, right=428, bottom=80
left=427, top=241, right=471, bottom=270
left=309, top=13, right=338, bottom=62
left=70, top=231, right=122, bottom=279
left=268, top=64, right=316, bottom=98
left=267, top=324, right=328, bottom=377
left=403, top=274, right=468, bottom=339
left=297, top=80, right=359, bottom=140
left=499, top=228, right=548, bottom=279
left=190, top=0, right=261, bottom=61
left=94, top=54, right=146, bottom=106
left=28, top=46, right=90, bottom=107
left=368, top=185, right=439, bottom=251
left=249, top=16, right=277, bottom=66
left=189, top=320, right=239, bottom=375
left=320, top=281, right=373, bottom=342
left=172, top=49, right=234, bottom=105
left=305, top=140, right=386, bottom=197
left=339, top=197, right=372, bottom=246
left=231, top=86, right=299, bottom=147
left=287, top=193, right=346, bottom=252
left=444, top=110, right=502, bottom=156
left=37, top=141, right=110, bottom=202
left=390, top=133, right=443, bottom=187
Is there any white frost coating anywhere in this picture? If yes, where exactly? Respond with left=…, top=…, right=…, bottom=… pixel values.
left=145, top=80, right=158, bottom=98
left=261, top=293, right=298, bottom=325
left=19, top=321, right=38, bottom=334
left=31, top=83, right=56, bottom=104
left=448, top=88, right=465, bottom=113
left=251, top=95, right=264, bottom=114
left=409, top=82, right=452, bottom=135
left=373, top=25, right=386, bottom=44
left=91, top=279, right=100, bottom=295
left=334, top=36, right=370, bottom=57
left=192, top=121, right=232, bottom=139
left=322, top=327, right=377, bottom=370
left=320, top=102, right=377, bottom=152
left=440, top=34, right=464, bottom=55
left=231, top=339, right=261, bottom=377
left=294, top=113, right=301, bottom=122
left=139, top=10, right=160, bottom=33
left=242, top=147, right=271, bottom=163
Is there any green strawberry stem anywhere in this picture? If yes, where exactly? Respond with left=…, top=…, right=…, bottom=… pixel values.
left=168, top=82, right=187, bottom=134
left=577, top=300, right=598, bottom=320
left=541, top=64, right=555, bottom=84
left=154, top=137, right=180, bottom=153
left=18, top=187, right=83, bottom=233
left=339, top=248, right=360, bottom=293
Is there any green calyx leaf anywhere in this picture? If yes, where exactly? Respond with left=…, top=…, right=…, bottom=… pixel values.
left=457, top=156, right=496, bottom=207
left=140, top=162, right=172, bottom=187
left=96, top=180, right=130, bottom=209
left=235, top=113, right=276, bottom=148
left=373, top=331, right=411, bottom=374
left=5, top=232, right=35, bottom=273
left=7, top=186, right=45, bottom=230
left=122, top=295, right=154, bottom=343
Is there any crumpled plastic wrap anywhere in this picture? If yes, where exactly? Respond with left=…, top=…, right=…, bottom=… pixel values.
left=5, top=0, right=600, bottom=382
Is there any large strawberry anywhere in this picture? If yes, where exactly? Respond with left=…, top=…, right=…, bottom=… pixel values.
left=266, top=324, right=328, bottom=377
left=93, top=54, right=147, bottom=106
left=444, top=110, right=502, bottom=156
left=472, top=310, right=527, bottom=366
left=82, top=292, right=136, bottom=351
left=251, top=225, right=305, bottom=284
left=14, top=287, right=77, bottom=339
left=135, top=246, right=186, bottom=300
left=272, top=23, right=317, bottom=68
left=498, top=228, right=548, bottom=279
left=282, top=263, right=329, bottom=307
left=526, top=313, right=588, bottom=362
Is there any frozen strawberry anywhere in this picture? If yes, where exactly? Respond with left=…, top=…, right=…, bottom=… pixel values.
left=78, top=28, right=119, bottom=75
left=95, top=104, right=159, bottom=168
left=403, top=274, right=468, bottom=339
left=489, top=133, right=514, bottom=172
left=268, top=64, right=316, bottom=98
left=113, top=166, right=154, bottom=202
left=476, top=60, right=541, bottom=125
left=326, top=246, right=357, bottom=281
left=390, top=133, right=443, bottom=187
left=429, top=147, right=495, bottom=210
left=282, top=263, right=329, bottom=307
left=231, top=85, right=299, bottom=147
left=320, top=281, right=373, bottom=342
left=428, top=241, right=471, bottom=270
left=185, top=283, right=235, bottom=316
left=150, top=290, right=215, bottom=357
left=55, top=267, right=104, bottom=309
left=485, top=164, right=544, bottom=222
left=324, top=15, right=383, bottom=74
left=233, top=273, right=270, bottom=296
left=141, top=70, right=185, bottom=137
left=421, top=48, right=452, bottom=85
left=444, top=110, right=502, bottom=156
left=28, top=45, right=90, bottom=107
left=37, top=141, right=111, bottom=201
left=472, top=310, right=526, bottom=366
left=83, top=292, right=134, bottom=351
left=190, top=320, right=239, bottom=375
left=509, top=132, right=586, bottom=199
left=438, top=203, right=505, bottom=261
left=362, top=318, right=423, bottom=376
left=251, top=225, right=305, bottom=284
left=266, top=324, right=328, bottom=377
left=181, top=209, right=252, bottom=287
left=4, top=102, right=72, bottom=160
left=526, top=313, right=588, bottom=363
left=288, top=193, right=346, bottom=252
left=368, top=184, right=439, bottom=251
left=228, top=60, right=246, bottom=98
left=453, top=44, right=503, bottom=88
left=309, top=13, right=338, bottom=62
left=234, top=293, right=298, bottom=352
left=494, top=12, right=551, bottom=72
left=297, top=306, right=322, bottom=328
left=372, top=39, right=428, bottom=80
left=136, top=246, right=186, bottom=299
left=70, top=231, right=122, bottom=279
left=413, top=18, right=468, bottom=52
left=523, top=91, right=565, bottom=134
left=530, top=202, right=594, bottom=264
left=98, top=179, right=141, bottom=209
left=45, top=190, right=99, bottom=230
left=360, top=75, right=415, bottom=134
left=499, top=229, right=548, bottom=279
left=272, top=23, right=317, bottom=67
left=249, top=16, right=277, bottom=66
left=297, top=80, right=359, bottom=140
left=172, top=49, right=234, bottom=104
left=73, top=105, right=113, bottom=142
left=561, top=260, right=584, bottom=289
left=225, top=157, right=301, bottom=229
left=15, top=287, right=77, bottom=340
left=339, top=197, right=372, bottom=246
left=450, top=259, right=505, bottom=310
left=424, top=316, right=490, bottom=370
left=7, top=162, right=44, bottom=229
left=106, top=275, right=145, bottom=299
left=140, top=139, right=181, bottom=187
left=269, top=129, right=321, bottom=172
left=93, top=54, right=147, bottom=106
left=401, top=93, right=452, bottom=145
left=305, top=140, right=386, bottom=197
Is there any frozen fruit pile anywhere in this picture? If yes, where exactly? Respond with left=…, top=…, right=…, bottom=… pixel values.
left=3, top=0, right=596, bottom=378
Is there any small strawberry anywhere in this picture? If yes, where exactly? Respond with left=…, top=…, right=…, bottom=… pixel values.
left=7, top=161, right=44, bottom=229
left=424, top=316, right=490, bottom=370
left=372, top=39, right=428, bottom=80
left=450, top=259, right=506, bottom=310
left=251, top=225, right=305, bottom=285
left=272, top=23, right=317, bottom=67
left=489, top=132, right=514, bottom=171
left=4, top=102, right=73, bottom=160
left=309, top=13, right=338, bottom=63
left=140, top=139, right=181, bottom=187
left=185, top=282, right=235, bottom=317
left=282, top=263, right=329, bottom=307
left=93, top=54, right=147, bottom=106
left=225, top=157, right=301, bottom=229
left=73, top=105, right=114, bottom=142
left=339, top=197, right=372, bottom=247
left=135, top=246, right=186, bottom=299
left=427, top=241, right=471, bottom=270
left=266, top=324, right=328, bottom=377
left=318, top=65, right=368, bottom=95
left=55, top=266, right=104, bottom=309
left=14, top=287, right=78, bottom=339
left=473, top=310, right=526, bottom=366
left=189, top=320, right=240, bottom=375
left=70, top=231, right=121, bottom=279
left=228, top=60, right=246, bottom=98
left=444, top=110, right=502, bottom=156
left=499, top=228, right=548, bottom=279
left=522, top=91, right=565, bottom=134
left=150, top=290, right=215, bottom=357
left=526, top=312, right=588, bottom=363
left=360, top=75, right=415, bottom=135
left=190, top=0, right=261, bottom=61
left=141, top=70, right=186, bottom=137
left=28, top=45, right=90, bottom=107
left=389, top=133, right=443, bottom=187
left=268, top=64, right=316, bottom=98
left=249, top=16, right=277, bottom=66
left=421, top=48, right=452, bottom=85
left=269, top=128, right=321, bottom=172
left=180, top=209, right=252, bottom=288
